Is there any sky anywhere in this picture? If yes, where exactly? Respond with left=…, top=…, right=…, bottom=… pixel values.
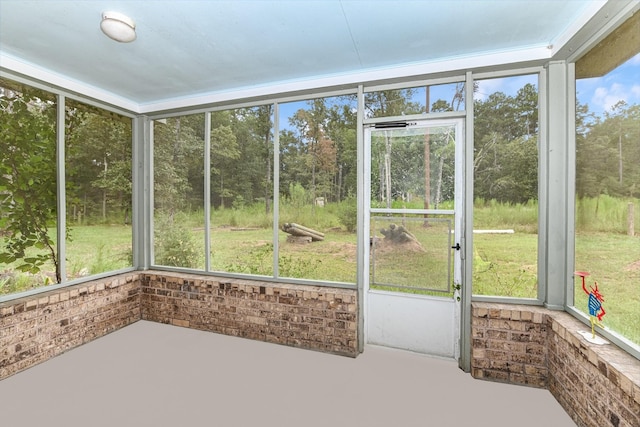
left=276, top=52, right=640, bottom=131
left=474, top=75, right=537, bottom=102
left=576, top=53, right=640, bottom=115
left=474, top=53, right=640, bottom=117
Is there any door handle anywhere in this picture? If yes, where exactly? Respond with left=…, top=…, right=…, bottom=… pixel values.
left=451, top=243, right=461, bottom=251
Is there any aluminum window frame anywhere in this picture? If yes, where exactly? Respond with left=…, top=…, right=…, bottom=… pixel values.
left=0, top=82, right=138, bottom=304
left=469, top=68, right=546, bottom=306
left=565, top=3, right=640, bottom=359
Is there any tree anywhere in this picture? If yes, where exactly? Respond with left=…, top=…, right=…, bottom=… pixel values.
left=576, top=101, right=640, bottom=199
left=365, top=90, right=421, bottom=207
left=473, top=82, right=539, bottom=203
left=608, top=100, right=632, bottom=187
left=290, top=99, right=331, bottom=208
left=429, top=88, right=465, bottom=207
left=252, top=105, right=274, bottom=213
left=324, top=98, right=357, bottom=202
left=206, top=107, right=274, bottom=211
left=65, top=102, right=132, bottom=224
left=365, top=89, right=420, bottom=118
left=0, top=82, right=60, bottom=281
left=153, top=114, right=208, bottom=214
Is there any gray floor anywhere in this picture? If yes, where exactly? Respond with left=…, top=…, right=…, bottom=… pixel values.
left=0, top=321, right=576, bottom=427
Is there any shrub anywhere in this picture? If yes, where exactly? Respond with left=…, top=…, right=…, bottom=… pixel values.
left=154, top=213, right=201, bottom=268
left=224, top=242, right=321, bottom=278
left=337, top=198, right=358, bottom=232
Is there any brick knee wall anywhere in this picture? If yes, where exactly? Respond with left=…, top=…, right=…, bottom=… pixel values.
left=548, top=314, right=640, bottom=427
left=1, top=271, right=358, bottom=380
left=472, top=303, right=640, bottom=427
left=140, top=271, right=358, bottom=357
left=471, top=304, right=548, bottom=387
left=0, top=273, right=141, bottom=380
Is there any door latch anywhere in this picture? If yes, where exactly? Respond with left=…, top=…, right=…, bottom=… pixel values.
left=451, top=243, right=461, bottom=251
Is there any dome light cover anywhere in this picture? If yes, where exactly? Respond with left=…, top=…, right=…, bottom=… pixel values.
left=100, top=11, right=136, bottom=43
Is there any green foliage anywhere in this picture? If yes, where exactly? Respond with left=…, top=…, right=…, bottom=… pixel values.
left=365, top=89, right=422, bottom=117
left=278, top=183, right=343, bottom=229
left=576, top=195, right=639, bottom=233
left=153, top=115, right=205, bottom=215
left=89, top=244, right=114, bottom=275
left=279, top=205, right=341, bottom=231
left=231, top=195, right=245, bottom=210
left=0, top=270, right=52, bottom=296
left=224, top=243, right=274, bottom=275
left=154, top=214, right=201, bottom=268
left=279, top=252, right=322, bottom=278
left=576, top=102, right=640, bottom=199
left=210, top=205, right=272, bottom=229
left=0, top=81, right=60, bottom=281
left=286, top=182, right=311, bottom=210
left=64, top=224, right=132, bottom=278
left=336, top=198, right=358, bottom=232
left=474, top=198, right=538, bottom=233
left=224, top=242, right=321, bottom=278
left=65, top=100, right=132, bottom=225
left=473, top=249, right=537, bottom=298
left=474, top=81, right=539, bottom=204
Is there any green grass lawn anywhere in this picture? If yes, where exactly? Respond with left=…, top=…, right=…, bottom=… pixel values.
left=473, top=233, right=538, bottom=298
left=66, top=225, right=132, bottom=275
left=206, top=226, right=357, bottom=282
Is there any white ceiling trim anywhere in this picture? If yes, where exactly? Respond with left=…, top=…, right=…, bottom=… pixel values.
left=548, top=0, right=608, bottom=57
left=563, top=0, right=640, bottom=62
left=0, top=53, right=140, bottom=113
left=139, top=45, right=553, bottom=115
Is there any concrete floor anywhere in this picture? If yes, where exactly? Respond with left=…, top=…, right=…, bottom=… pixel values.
left=0, top=321, right=576, bottom=427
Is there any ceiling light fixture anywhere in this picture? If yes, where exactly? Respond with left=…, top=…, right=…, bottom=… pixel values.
left=100, top=11, right=136, bottom=43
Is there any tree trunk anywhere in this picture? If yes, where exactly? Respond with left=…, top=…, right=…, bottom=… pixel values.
left=618, top=122, right=623, bottom=184
left=219, top=173, right=224, bottom=209
left=311, top=137, right=317, bottom=215
left=435, top=155, right=445, bottom=208
left=337, top=164, right=343, bottom=202
left=264, top=127, right=271, bottom=215
left=384, top=131, right=392, bottom=208
left=281, top=222, right=325, bottom=241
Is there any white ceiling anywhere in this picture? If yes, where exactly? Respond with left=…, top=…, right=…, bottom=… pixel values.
left=0, top=1, right=614, bottom=113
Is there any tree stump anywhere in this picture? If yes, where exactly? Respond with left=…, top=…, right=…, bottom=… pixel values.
left=380, top=223, right=419, bottom=244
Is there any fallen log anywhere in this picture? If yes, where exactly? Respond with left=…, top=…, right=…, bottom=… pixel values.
left=281, top=222, right=325, bottom=241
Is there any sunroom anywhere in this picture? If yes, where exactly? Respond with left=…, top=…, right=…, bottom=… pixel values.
left=1, top=1, right=639, bottom=426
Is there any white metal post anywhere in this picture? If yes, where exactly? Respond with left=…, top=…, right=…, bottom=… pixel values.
left=356, top=85, right=366, bottom=354
left=204, top=112, right=211, bottom=271
left=56, top=94, right=66, bottom=282
left=459, top=71, right=474, bottom=372
left=544, top=61, right=571, bottom=310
